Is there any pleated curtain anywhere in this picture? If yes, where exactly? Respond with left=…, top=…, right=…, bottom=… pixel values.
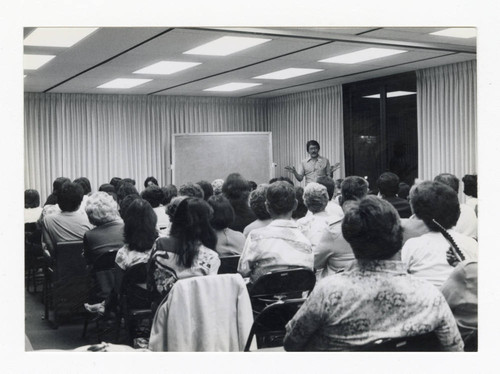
left=267, top=86, right=344, bottom=186
left=416, top=60, right=477, bottom=185
left=24, top=93, right=267, bottom=202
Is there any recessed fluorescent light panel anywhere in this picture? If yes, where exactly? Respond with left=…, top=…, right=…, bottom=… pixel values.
left=253, top=68, right=324, bottom=80
left=184, top=36, right=271, bottom=56
left=363, top=91, right=416, bottom=99
left=97, top=78, right=152, bottom=89
left=24, top=27, right=98, bottom=47
left=133, top=61, right=201, bottom=75
left=430, top=28, right=476, bottom=39
left=319, top=48, right=407, bottom=64
left=23, top=54, right=56, bottom=70
left=204, top=82, right=262, bottom=92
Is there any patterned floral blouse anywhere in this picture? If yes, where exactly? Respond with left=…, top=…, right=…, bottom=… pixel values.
left=284, top=260, right=464, bottom=351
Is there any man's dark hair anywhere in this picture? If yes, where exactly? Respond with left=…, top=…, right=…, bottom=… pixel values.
left=434, top=173, right=459, bottom=193
left=144, top=176, right=159, bottom=188
left=141, top=185, right=164, bottom=208
left=462, top=174, right=477, bottom=198
left=376, top=172, right=400, bottom=197
left=222, top=173, right=250, bottom=201
left=109, top=177, right=122, bottom=190
left=25, top=189, right=40, bottom=209
left=99, top=183, right=116, bottom=193
left=58, top=182, right=84, bottom=212
left=341, top=176, right=369, bottom=204
left=73, top=177, right=92, bottom=195
left=306, top=140, right=320, bottom=152
left=269, top=176, right=294, bottom=186
left=196, top=180, right=214, bottom=201
left=266, top=181, right=297, bottom=216
left=316, top=176, right=335, bottom=200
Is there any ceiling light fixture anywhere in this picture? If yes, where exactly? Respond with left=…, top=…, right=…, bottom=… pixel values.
left=253, top=68, right=324, bottom=80
left=204, top=82, right=262, bottom=92
left=133, top=61, right=201, bottom=75
left=97, top=78, right=152, bottom=89
left=23, top=54, right=56, bottom=70
left=24, top=27, right=98, bottom=47
left=184, top=36, right=271, bottom=56
left=319, top=48, right=407, bottom=64
left=363, top=91, right=416, bottom=99
left=430, top=28, right=476, bottom=39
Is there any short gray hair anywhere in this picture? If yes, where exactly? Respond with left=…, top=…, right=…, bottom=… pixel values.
left=303, top=182, right=329, bottom=214
left=85, top=191, right=120, bottom=226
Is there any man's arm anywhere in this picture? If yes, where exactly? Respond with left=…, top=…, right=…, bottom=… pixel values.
left=285, top=162, right=304, bottom=182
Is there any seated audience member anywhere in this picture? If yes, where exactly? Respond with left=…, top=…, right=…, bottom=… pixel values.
left=441, top=260, right=477, bottom=342
left=83, top=192, right=125, bottom=266
left=376, top=172, right=412, bottom=218
left=196, top=180, right=214, bottom=201
left=314, top=176, right=365, bottom=278
left=398, top=182, right=411, bottom=201
left=269, top=176, right=294, bottom=185
left=161, top=184, right=178, bottom=206
left=117, top=182, right=139, bottom=205
left=74, top=177, right=92, bottom=213
left=207, top=195, right=245, bottom=256
left=142, top=185, right=170, bottom=230
left=306, top=176, right=344, bottom=220
left=109, top=177, right=122, bottom=191
left=399, top=181, right=430, bottom=244
left=237, top=181, right=313, bottom=283
left=292, top=186, right=308, bottom=220
left=243, top=184, right=272, bottom=237
left=42, top=182, right=93, bottom=256
left=211, top=179, right=224, bottom=196
left=44, top=177, right=70, bottom=206
left=144, top=176, right=159, bottom=189
left=334, top=178, right=343, bottom=203
left=284, top=196, right=464, bottom=352
left=99, top=183, right=115, bottom=194
left=25, top=189, right=43, bottom=224
left=119, top=194, right=141, bottom=219
left=297, top=183, right=330, bottom=250
left=179, top=182, right=204, bottom=199
left=148, top=197, right=220, bottom=307
left=434, top=173, right=477, bottom=239
left=248, top=180, right=257, bottom=191
left=402, top=181, right=478, bottom=288
left=462, top=174, right=478, bottom=216
left=121, top=178, right=136, bottom=186
left=222, top=173, right=256, bottom=233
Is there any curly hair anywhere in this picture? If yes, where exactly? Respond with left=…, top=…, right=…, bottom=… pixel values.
left=410, top=181, right=460, bottom=231
left=222, top=173, right=251, bottom=201
left=170, top=197, right=217, bottom=268
left=342, top=196, right=403, bottom=260
left=266, top=181, right=297, bottom=216
left=249, top=184, right=271, bottom=220
left=179, top=182, right=205, bottom=199
left=207, top=194, right=234, bottom=230
left=196, top=180, right=214, bottom=201
left=211, top=179, right=224, bottom=195
left=25, top=189, right=40, bottom=209
left=303, top=182, right=329, bottom=214
left=123, top=198, right=158, bottom=252
left=161, top=184, right=178, bottom=205
left=141, top=185, right=164, bottom=208
left=85, top=191, right=120, bottom=226
left=376, top=172, right=400, bottom=197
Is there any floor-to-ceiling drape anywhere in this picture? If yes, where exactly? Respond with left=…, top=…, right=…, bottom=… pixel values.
left=416, top=60, right=477, bottom=185
left=24, top=93, right=267, bottom=202
left=267, top=86, right=344, bottom=186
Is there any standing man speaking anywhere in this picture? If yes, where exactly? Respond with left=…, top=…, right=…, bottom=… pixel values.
left=285, top=140, right=339, bottom=185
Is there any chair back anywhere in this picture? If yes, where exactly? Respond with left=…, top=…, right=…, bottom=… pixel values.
left=249, top=267, right=316, bottom=299
left=352, top=331, right=442, bottom=351
left=244, top=299, right=304, bottom=351
left=218, top=255, right=240, bottom=274
left=91, top=250, right=118, bottom=301
left=149, top=274, right=254, bottom=352
left=92, top=250, right=118, bottom=272
left=54, top=241, right=87, bottom=281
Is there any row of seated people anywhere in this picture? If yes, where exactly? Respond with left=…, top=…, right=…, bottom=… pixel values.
left=24, top=170, right=477, bottom=351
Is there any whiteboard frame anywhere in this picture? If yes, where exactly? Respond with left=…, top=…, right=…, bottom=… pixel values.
left=171, top=131, right=273, bottom=185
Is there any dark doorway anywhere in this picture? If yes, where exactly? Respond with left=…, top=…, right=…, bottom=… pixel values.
left=343, top=72, right=418, bottom=189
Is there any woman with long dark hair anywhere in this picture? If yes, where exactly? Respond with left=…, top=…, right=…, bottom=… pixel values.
left=148, top=197, right=220, bottom=307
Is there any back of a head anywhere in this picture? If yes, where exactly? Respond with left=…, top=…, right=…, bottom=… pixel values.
left=99, top=183, right=116, bottom=194
left=303, top=182, right=329, bottom=214
left=292, top=186, right=308, bottom=219
left=398, top=182, right=410, bottom=200
left=341, top=176, right=369, bottom=203
left=141, top=185, right=164, bottom=208
left=121, top=178, right=136, bottom=186
left=166, top=195, right=187, bottom=220
left=53, top=177, right=71, bottom=195
left=144, top=176, right=159, bottom=189
left=376, top=172, right=400, bottom=197
left=266, top=181, right=297, bottom=216
left=119, top=194, right=141, bottom=218
left=109, top=177, right=122, bottom=190
left=161, top=184, right=178, bottom=205
left=222, top=173, right=250, bottom=200
left=462, top=174, right=478, bottom=198
left=179, top=182, right=205, bottom=199
left=58, top=182, right=84, bottom=212
left=73, top=177, right=92, bottom=195
left=25, top=189, right=40, bottom=209
left=249, top=184, right=271, bottom=220
left=342, top=195, right=402, bottom=260
left=410, top=181, right=460, bottom=231
left=269, top=176, right=294, bottom=186
left=316, top=176, right=335, bottom=200
left=117, top=182, right=139, bottom=203
left=434, top=173, right=459, bottom=193
left=197, top=180, right=214, bottom=201
left=207, top=194, right=235, bottom=230
left=123, top=198, right=157, bottom=252
left=248, top=181, right=257, bottom=191
left=85, top=191, right=120, bottom=226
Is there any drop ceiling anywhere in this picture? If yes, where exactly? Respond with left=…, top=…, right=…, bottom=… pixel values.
left=23, top=27, right=476, bottom=98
